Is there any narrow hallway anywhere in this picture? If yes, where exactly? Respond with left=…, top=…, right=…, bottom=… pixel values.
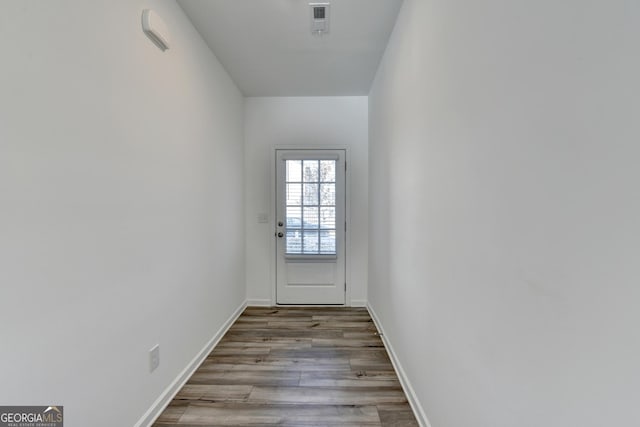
left=3, top=2, right=639, bottom=426
left=154, top=307, right=418, bottom=426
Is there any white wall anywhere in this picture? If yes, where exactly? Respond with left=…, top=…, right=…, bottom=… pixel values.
left=244, top=97, right=368, bottom=306
left=0, top=1, right=244, bottom=426
left=369, top=1, right=640, bottom=426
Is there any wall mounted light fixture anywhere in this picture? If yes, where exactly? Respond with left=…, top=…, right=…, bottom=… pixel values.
left=142, top=9, right=170, bottom=51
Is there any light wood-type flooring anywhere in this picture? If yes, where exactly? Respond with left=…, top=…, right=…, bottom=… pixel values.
left=153, top=307, right=418, bottom=426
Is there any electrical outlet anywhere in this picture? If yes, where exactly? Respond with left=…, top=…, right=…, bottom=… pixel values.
left=149, top=344, right=160, bottom=373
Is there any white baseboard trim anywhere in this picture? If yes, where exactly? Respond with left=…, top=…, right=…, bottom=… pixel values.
left=367, top=303, right=432, bottom=427
left=134, top=300, right=247, bottom=427
left=247, top=298, right=273, bottom=306
left=350, top=299, right=367, bottom=307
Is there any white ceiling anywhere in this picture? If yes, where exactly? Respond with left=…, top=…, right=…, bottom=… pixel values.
left=177, top=0, right=404, bottom=96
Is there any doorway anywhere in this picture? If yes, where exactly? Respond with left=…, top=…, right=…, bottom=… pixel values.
left=275, top=149, right=346, bottom=304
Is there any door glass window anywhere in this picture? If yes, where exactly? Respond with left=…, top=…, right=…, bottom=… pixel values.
left=285, top=159, right=336, bottom=254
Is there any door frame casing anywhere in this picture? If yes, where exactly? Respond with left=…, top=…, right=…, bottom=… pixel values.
left=270, top=146, right=352, bottom=306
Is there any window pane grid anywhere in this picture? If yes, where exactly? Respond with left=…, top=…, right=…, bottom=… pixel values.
left=285, top=159, right=336, bottom=255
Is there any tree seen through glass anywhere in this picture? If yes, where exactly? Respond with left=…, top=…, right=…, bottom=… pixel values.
left=285, top=160, right=336, bottom=254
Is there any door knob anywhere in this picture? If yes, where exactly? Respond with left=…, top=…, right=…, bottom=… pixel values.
left=277, top=232, right=284, bottom=238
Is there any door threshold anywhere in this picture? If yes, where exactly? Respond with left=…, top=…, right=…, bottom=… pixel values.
left=274, top=304, right=347, bottom=307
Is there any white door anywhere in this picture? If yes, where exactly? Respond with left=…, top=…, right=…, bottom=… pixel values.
left=275, top=149, right=346, bottom=305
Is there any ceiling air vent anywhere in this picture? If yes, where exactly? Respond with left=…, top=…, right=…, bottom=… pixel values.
left=309, top=2, right=330, bottom=36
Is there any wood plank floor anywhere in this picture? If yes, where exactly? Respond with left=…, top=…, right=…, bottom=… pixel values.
left=153, top=307, right=418, bottom=427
